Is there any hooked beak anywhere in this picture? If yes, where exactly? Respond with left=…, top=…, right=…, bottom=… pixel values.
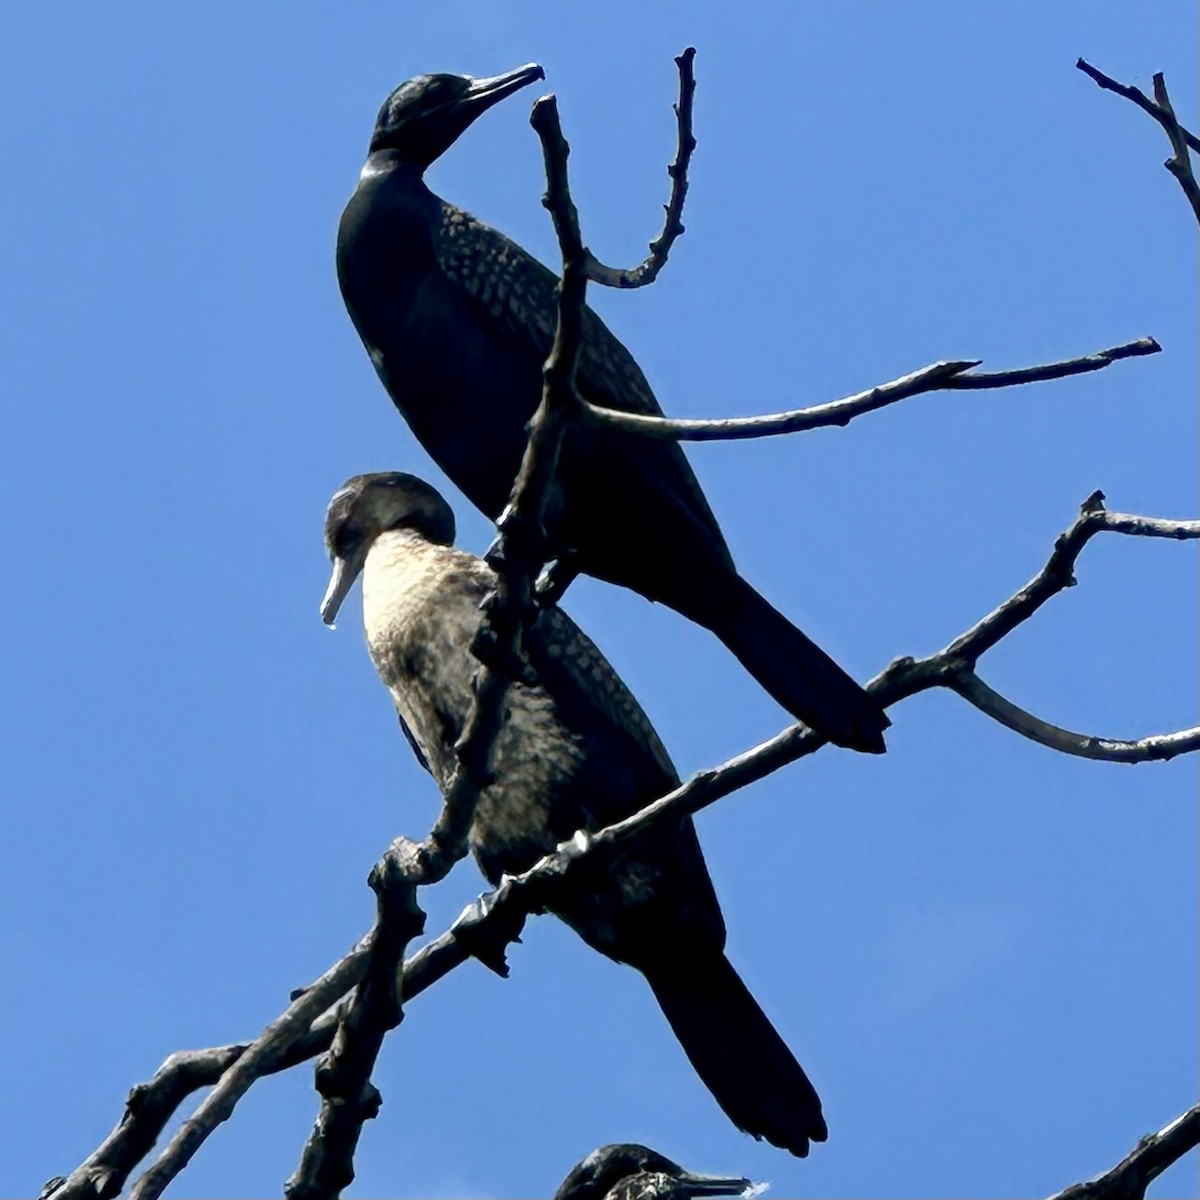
left=320, top=550, right=366, bottom=627
left=673, top=1172, right=756, bottom=1198
left=460, top=63, right=545, bottom=117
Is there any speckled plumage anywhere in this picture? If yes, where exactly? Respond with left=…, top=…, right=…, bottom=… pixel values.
left=323, top=472, right=829, bottom=1156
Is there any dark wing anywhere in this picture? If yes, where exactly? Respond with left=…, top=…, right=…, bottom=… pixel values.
left=525, top=604, right=726, bottom=953
left=525, top=605, right=679, bottom=794
left=396, top=708, right=432, bottom=775
left=433, top=205, right=729, bottom=553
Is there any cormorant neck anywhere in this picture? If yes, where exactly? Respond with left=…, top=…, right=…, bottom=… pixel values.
left=371, top=526, right=446, bottom=557
left=360, top=148, right=428, bottom=184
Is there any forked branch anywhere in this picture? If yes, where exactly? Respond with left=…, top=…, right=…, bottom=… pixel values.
left=1077, top=60, right=1200, bottom=223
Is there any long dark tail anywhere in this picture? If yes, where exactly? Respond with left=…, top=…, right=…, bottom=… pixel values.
left=696, top=573, right=889, bottom=752
left=642, top=953, right=827, bottom=1158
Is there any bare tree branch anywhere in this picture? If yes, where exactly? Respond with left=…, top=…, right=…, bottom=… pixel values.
left=39, top=1045, right=245, bottom=1200
left=950, top=673, right=1200, bottom=763
left=578, top=339, right=1159, bottom=441
left=409, top=93, right=591, bottom=883
left=43, top=52, right=1199, bottom=1198
left=584, top=47, right=697, bottom=288
left=285, top=843, right=426, bottom=1200
left=1046, top=1104, right=1200, bottom=1200
left=1077, top=60, right=1200, bottom=223
left=46, top=486, right=1198, bottom=1197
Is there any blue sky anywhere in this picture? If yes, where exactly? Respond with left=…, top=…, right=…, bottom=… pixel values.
left=1, top=3, right=1196, bottom=1197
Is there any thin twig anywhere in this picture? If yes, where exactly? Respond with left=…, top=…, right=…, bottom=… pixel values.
left=1046, top=1103, right=1200, bottom=1200
left=943, top=338, right=1161, bottom=388
left=285, top=842, right=426, bottom=1200
left=578, top=340, right=1159, bottom=441
left=1077, top=60, right=1200, bottom=222
left=584, top=48, right=697, bottom=288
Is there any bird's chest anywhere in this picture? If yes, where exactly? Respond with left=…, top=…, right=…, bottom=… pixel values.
left=361, top=538, right=576, bottom=880
left=361, top=543, right=474, bottom=778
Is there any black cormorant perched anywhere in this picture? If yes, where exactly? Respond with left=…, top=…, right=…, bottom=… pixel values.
left=335, top=67, right=889, bottom=754
left=554, top=1144, right=752, bottom=1200
left=321, top=472, right=829, bottom=1157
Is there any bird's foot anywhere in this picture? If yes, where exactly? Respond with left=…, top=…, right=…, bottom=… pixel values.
left=450, top=877, right=528, bottom=977
left=533, top=552, right=581, bottom=610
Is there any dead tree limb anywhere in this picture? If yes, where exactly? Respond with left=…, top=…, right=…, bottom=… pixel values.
left=281, top=88, right=597, bottom=1195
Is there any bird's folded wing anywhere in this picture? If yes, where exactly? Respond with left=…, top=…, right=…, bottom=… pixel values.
left=435, top=205, right=666, bottom=418
left=526, top=605, right=680, bottom=794
left=395, top=707, right=433, bottom=775
left=434, top=204, right=731, bottom=559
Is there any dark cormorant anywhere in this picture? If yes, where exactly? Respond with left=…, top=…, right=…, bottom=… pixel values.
left=335, top=67, right=889, bottom=753
left=321, top=472, right=829, bottom=1157
left=554, top=1144, right=752, bottom=1200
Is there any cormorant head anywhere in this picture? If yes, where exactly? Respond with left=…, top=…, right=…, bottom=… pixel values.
left=554, top=1145, right=752, bottom=1200
left=320, top=472, right=456, bottom=625
left=368, top=64, right=545, bottom=171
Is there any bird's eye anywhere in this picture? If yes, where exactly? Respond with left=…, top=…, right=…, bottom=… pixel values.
left=332, top=519, right=361, bottom=558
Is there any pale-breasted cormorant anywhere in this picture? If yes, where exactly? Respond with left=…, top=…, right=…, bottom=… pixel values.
left=321, top=472, right=829, bottom=1157
left=554, top=1144, right=752, bottom=1200
left=335, top=67, right=889, bottom=753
